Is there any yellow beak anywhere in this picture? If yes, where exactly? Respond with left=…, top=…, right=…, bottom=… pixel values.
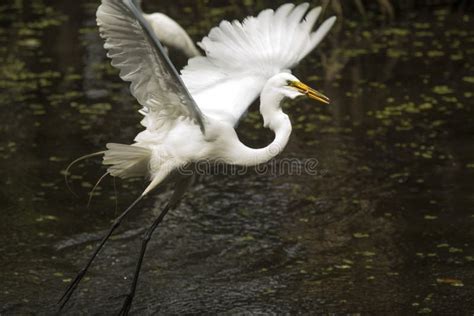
left=290, top=81, right=330, bottom=104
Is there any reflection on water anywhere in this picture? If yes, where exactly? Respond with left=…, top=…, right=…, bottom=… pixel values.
left=0, top=0, right=473, bottom=314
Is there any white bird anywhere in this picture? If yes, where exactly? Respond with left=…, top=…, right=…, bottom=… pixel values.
left=59, top=0, right=336, bottom=314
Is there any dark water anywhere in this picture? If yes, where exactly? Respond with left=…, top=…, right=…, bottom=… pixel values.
left=1, top=0, right=473, bottom=314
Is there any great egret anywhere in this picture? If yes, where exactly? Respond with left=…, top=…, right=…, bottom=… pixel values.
left=59, top=0, right=336, bottom=314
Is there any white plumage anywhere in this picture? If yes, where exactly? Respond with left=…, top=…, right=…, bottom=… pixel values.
left=182, top=4, right=336, bottom=124
left=97, top=1, right=205, bottom=133
left=96, top=0, right=336, bottom=196
left=134, top=0, right=201, bottom=58
left=61, top=1, right=336, bottom=313
left=144, top=12, right=201, bottom=58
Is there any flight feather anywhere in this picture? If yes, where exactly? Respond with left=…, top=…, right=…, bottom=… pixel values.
left=181, top=3, right=336, bottom=125
left=96, top=0, right=205, bottom=132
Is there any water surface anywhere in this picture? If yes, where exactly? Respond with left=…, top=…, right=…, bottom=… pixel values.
left=0, top=0, right=473, bottom=314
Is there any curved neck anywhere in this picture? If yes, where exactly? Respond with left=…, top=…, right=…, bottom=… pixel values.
left=224, top=87, right=292, bottom=166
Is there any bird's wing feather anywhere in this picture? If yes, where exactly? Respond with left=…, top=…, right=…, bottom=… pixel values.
left=181, top=3, right=336, bottom=126
left=96, top=0, right=205, bottom=132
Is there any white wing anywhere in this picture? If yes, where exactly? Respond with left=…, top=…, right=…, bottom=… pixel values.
left=181, top=3, right=336, bottom=126
left=96, top=0, right=205, bottom=132
left=144, top=13, right=201, bottom=58
left=136, top=0, right=200, bottom=58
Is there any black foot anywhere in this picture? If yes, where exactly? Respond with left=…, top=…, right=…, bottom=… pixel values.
left=57, top=269, right=86, bottom=311
left=118, top=293, right=134, bottom=316
left=57, top=195, right=144, bottom=311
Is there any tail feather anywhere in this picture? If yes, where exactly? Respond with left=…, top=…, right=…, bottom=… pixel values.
left=103, top=143, right=151, bottom=179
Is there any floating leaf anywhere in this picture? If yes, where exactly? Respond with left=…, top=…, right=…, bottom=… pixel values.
left=462, top=76, right=474, bottom=84
left=432, top=86, right=453, bottom=94
left=36, top=215, right=59, bottom=222
left=353, top=232, right=370, bottom=238
left=436, top=278, right=464, bottom=287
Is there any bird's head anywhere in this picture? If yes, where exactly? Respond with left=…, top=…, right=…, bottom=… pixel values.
left=268, top=73, right=330, bottom=104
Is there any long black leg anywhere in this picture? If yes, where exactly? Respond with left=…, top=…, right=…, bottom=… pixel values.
left=58, top=194, right=145, bottom=311
left=117, top=175, right=193, bottom=315
left=118, top=202, right=171, bottom=315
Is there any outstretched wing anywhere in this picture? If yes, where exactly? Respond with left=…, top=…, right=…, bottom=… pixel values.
left=135, top=0, right=201, bottom=58
left=181, top=3, right=336, bottom=126
left=96, top=0, right=205, bottom=132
